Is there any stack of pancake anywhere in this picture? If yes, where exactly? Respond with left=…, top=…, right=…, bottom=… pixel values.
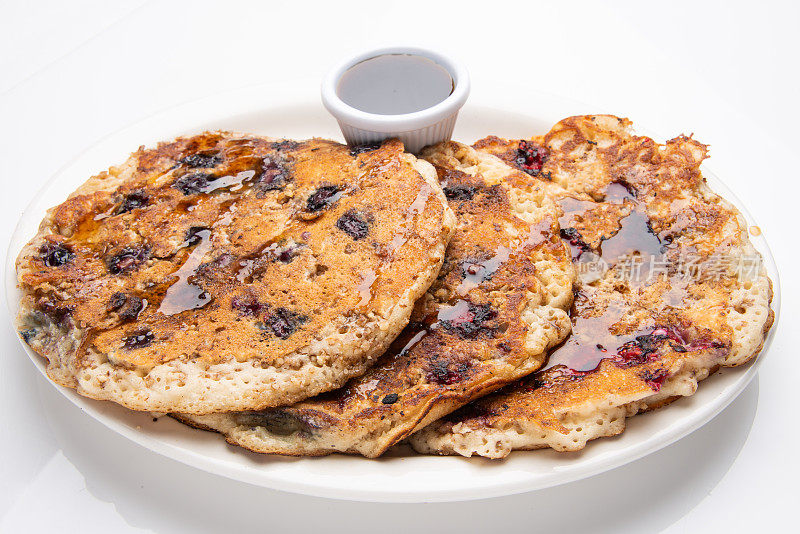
left=16, top=115, right=774, bottom=458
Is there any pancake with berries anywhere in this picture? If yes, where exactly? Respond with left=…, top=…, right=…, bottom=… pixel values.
left=410, top=115, right=774, bottom=458
left=174, top=142, right=575, bottom=457
left=15, top=133, right=456, bottom=414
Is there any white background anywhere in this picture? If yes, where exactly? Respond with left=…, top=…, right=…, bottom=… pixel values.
left=0, top=1, right=797, bottom=532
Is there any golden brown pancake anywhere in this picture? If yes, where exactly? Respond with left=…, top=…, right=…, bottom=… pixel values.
left=16, top=133, right=455, bottom=414
left=175, top=141, right=575, bottom=457
left=410, top=115, right=774, bottom=458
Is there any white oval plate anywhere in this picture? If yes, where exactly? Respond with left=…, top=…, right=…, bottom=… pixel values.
left=4, top=82, right=781, bottom=503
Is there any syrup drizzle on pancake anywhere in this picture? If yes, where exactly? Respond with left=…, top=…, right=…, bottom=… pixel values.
left=541, top=182, right=667, bottom=374
left=356, top=183, right=432, bottom=310
left=455, top=246, right=511, bottom=296
left=157, top=229, right=214, bottom=315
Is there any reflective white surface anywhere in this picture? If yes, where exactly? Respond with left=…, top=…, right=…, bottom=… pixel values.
left=1, top=0, right=797, bottom=531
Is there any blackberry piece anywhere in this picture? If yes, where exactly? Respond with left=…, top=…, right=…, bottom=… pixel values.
left=305, top=185, right=341, bottom=212
left=239, top=409, right=311, bottom=436
left=253, top=157, right=288, bottom=195
left=173, top=172, right=217, bottom=195
left=37, top=298, right=73, bottom=326
left=348, top=141, right=383, bottom=156
left=515, top=140, right=548, bottom=176
left=260, top=308, right=306, bottom=339
left=336, top=210, right=369, bottom=240
left=439, top=301, right=498, bottom=339
left=107, top=292, right=144, bottom=321
left=116, top=190, right=149, bottom=214
left=231, top=294, right=265, bottom=317
left=39, top=243, right=73, bottom=267
left=106, top=246, right=149, bottom=275
left=181, top=152, right=221, bottom=168
left=443, top=185, right=477, bottom=201
left=122, top=329, right=155, bottom=349
left=270, top=140, right=299, bottom=151
left=381, top=393, right=399, bottom=405
left=426, top=359, right=471, bottom=385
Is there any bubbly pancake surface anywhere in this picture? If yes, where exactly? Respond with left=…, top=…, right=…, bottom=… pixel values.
left=176, top=141, right=575, bottom=457
left=16, top=133, right=455, bottom=414
left=410, top=115, right=774, bottom=458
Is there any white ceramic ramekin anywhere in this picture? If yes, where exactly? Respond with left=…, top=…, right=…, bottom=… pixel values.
left=321, top=46, right=470, bottom=153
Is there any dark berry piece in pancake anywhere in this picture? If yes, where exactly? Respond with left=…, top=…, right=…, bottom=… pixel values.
left=122, top=329, right=154, bottom=350
left=39, top=243, right=73, bottom=267
left=181, top=152, right=222, bottom=168
left=173, top=172, right=217, bottom=195
left=515, top=140, right=548, bottom=176
left=253, top=157, right=287, bottom=195
left=116, top=190, right=149, bottom=214
left=231, top=294, right=265, bottom=317
left=426, top=358, right=472, bottom=385
left=336, top=210, right=369, bottom=240
left=349, top=141, right=383, bottom=156
left=381, top=393, right=399, bottom=405
left=107, top=292, right=144, bottom=322
left=37, top=298, right=73, bottom=326
left=260, top=308, right=306, bottom=340
left=443, top=184, right=477, bottom=201
left=272, top=243, right=303, bottom=264
left=305, top=185, right=341, bottom=212
left=438, top=301, right=498, bottom=339
left=239, top=410, right=313, bottom=437
left=271, top=140, right=300, bottom=151
left=106, top=246, right=149, bottom=275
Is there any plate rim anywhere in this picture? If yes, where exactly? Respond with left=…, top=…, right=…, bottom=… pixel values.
left=4, top=81, right=782, bottom=502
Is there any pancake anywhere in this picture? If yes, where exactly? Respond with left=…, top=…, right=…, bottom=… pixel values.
left=16, top=133, right=456, bottom=414
left=175, top=141, right=575, bottom=457
left=410, top=115, right=774, bottom=458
